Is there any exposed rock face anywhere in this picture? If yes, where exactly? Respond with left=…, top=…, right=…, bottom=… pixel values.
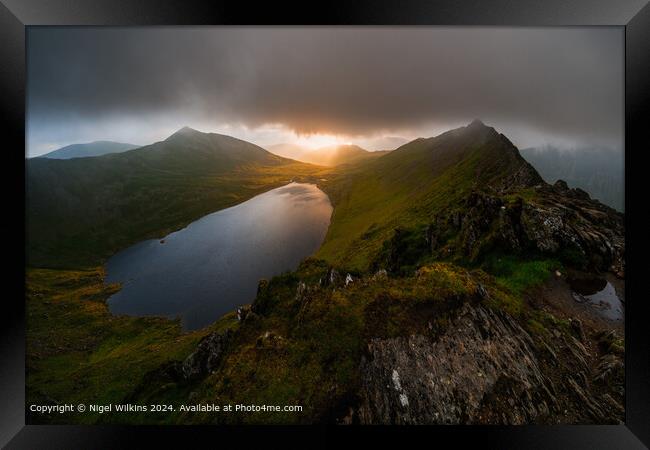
left=356, top=303, right=555, bottom=424
left=320, top=267, right=342, bottom=287
left=352, top=301, right=624, bottom=425
left=433, top=181, right=624, bottom=275
left=181, top=329, right=233, bottom=380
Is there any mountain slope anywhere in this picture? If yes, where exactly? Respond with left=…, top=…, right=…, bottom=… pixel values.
left=268, top=143, right=389, bottom=167
left=26, top=121, right=625, bottom=425
left=39, top=141, right=139, bottom=159
left=520, top=146, right=624, bottom=212
left=27, top=127, right=325, bottom=268
left=178, top=120, right=622, bottom=425
left=316, top=120, right=544, bottom=270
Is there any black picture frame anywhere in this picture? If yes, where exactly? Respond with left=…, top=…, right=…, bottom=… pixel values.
left=2, top=1, right=649, bottom=448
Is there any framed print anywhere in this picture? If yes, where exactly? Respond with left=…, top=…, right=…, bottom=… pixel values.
left=1, top=0, right=649, bottom=448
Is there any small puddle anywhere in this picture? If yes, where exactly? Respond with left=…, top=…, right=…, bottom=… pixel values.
left=569, top=276, right=623, bottom=321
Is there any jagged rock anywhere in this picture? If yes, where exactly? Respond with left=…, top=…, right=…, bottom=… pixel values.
left=554, top=180, right=569, bottom=191
left=350, top=300, right=624, bottom=425
left=567, top=377, right=605, bottom=421
left=569, top=318, right=586, bottom=343
left=257, top=279, right=269, bottom=295
left=321, top=267, right=341, bottom=287
left=182, top=329, right=233, bottom=380
left=476, top=283, right=489, bottom=300
left=433, top=185, right=623, bottom=274
left=251, top=279, right=270, bottom=315
left=355, top=303, right=556, bottom=424
left=237, top=305, right=251, bottom=322
left=596, top=330, right=622, bottom=353
left=295, top=281, right=307, bottom=302
left=243, top=311, right=259, bottom=323
left=593, top=353, right=624, bottom=387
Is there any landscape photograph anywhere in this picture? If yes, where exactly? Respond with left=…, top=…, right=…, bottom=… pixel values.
left=25, top=26, right=625, bottom=425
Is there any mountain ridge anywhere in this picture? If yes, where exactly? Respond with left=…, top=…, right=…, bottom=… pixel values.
left=26, top=127, right=325, bottom=268
left=26, top=120, right=625, bottom=426
left=316, top=120, right=547, bottom=270
left=267, top=142, right=389, bottom=167
left=520, top=145, right=624, bottom=212
left=38, top=140, right=139, bottom=159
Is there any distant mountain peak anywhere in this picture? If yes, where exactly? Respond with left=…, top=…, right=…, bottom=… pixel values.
left=170, top=126, right=201, bottom=136
left=455, top=119, right=500, bottom=143
left=164, top=126, right=206, bottom=139
left=39, top=141, right=139, bottom=159
left=467, top=119, right=487, bottom=128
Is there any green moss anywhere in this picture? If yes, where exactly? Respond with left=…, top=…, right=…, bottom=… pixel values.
left=481, top=254, right=560, bottom=296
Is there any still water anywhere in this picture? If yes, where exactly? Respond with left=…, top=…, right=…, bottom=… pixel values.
left=570, top=277, right=624, bottom=321
left=106, top=183, right=332, bottom=330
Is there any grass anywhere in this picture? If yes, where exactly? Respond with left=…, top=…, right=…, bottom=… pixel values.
left=476, top=254, right=560, bottom=317
left=481, top=254, right=560, bottom=295
left=26, top=258, right=497, bottom=424
left=25, top=123, right=579, bottom=424
left=316, top=126, right=533, bottom=272
left=27, top=131, right=330, bottom=269
left=181, top=260, right=484, bottom=424
left=26, top=267, right=239, bottom=424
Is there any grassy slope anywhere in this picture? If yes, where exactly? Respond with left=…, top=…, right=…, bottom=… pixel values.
left=27, top=129, right=328, bottom=268
left=145, top=257, right=559, bottom=424
left=317, top=123, right=534, bottom=271
left=26, top=267, right=240, bottom=424
left=26, top=123, right=568, bottom=424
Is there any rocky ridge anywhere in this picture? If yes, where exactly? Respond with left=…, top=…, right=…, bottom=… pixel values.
left=348, top=298, right=623, bottom=425
left=426, top=180, right=624, bottom=276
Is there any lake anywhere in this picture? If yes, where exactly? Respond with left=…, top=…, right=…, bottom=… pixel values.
left=105, top=182, right=332, bottom=330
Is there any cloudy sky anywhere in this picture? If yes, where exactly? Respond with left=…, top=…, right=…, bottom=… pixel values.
left=27, top=27, right=623, bottom=157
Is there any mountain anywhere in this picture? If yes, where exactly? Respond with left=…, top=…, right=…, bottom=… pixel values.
left=520, top=145, right=624, bottom=212
left=27, top=121, right=625, bottom=426
left=267, top=143, right=390, bottom=166
left=26, top=126, right=324, bottom=268
left=316, top=119, right=542, bottom=270
left=316, top=120, right=623, bottom=274
left=368, top=135, right=409, bottom=151
left=38, top=140, right=139, bottom=159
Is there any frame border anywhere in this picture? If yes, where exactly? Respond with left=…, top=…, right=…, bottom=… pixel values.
left=2, top=1, right=649, bottom=448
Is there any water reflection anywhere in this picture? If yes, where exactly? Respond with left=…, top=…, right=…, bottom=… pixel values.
left=570, top=277, right=623, bottom=321
left=106, top=183, right=332, bottom=330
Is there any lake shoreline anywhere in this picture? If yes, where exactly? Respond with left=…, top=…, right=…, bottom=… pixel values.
left=104, top=182, right=333, bottom=330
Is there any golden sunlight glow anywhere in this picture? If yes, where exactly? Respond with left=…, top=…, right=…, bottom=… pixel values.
left=292, top=133, right=347, bottom=149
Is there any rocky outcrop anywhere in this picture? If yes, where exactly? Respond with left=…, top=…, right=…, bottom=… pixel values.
left=181, top=329, right=233, bottom=380
left=350, top=301, right=624, bottom=425
left=430, top=181, right=624, bottom=275
left=320, top=267, right=342, bottom=287
left=355, top=302, right=556, bottom=424
left=122, top=328, right=234, bottom=405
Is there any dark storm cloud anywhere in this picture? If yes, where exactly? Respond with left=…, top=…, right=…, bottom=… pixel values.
left=28, top=27, right=623, bottom=151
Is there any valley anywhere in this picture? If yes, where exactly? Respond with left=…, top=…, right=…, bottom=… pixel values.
left=26, top=121, right=625, bottom=425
